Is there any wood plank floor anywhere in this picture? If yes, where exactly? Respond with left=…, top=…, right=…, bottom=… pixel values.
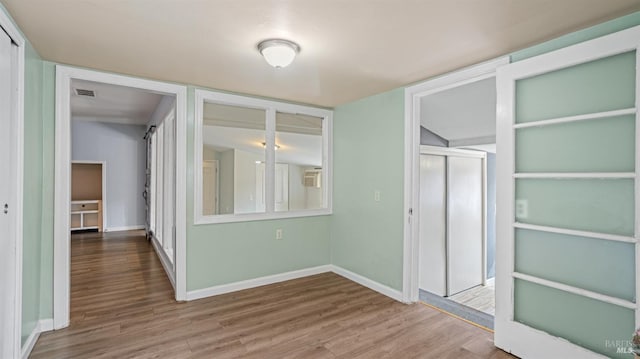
left=31, top=230, right=514, bottom=358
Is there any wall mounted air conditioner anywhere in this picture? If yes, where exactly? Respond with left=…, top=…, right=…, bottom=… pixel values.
left=304, top=169, right=322, bottom=188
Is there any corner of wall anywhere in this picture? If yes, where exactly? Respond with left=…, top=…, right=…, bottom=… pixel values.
left=511, top=11, right=640, bottom=62
left=330, top=88, right=405, bottom=292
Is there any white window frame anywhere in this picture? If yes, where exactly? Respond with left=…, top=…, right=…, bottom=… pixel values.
left=194, top=89, right=333, bottom=224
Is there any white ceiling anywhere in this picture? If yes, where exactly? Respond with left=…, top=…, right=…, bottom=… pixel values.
left=71, top=79, right=169, bottom=125
left=4, top=1, right=639, bottom=107
left=421, top=77, right=496, bottom=146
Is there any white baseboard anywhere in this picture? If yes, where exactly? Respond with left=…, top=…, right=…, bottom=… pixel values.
left=104, top=225, right=145, bottom=232
left=486, top=277, right=495, bottom=286
left=150, top=235, right=176, bottom=290
left=38, top=319, right=53, bottom=332
left=330, top=265, right=404, bottom=302
left=21, top=319, right=53, bottom=359
left=186, top=265, right=332, bottom=301
left=185, top=264, right=404, bottom=304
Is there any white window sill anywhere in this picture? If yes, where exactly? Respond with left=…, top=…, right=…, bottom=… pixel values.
left=194, top=208, right=332, bottom=225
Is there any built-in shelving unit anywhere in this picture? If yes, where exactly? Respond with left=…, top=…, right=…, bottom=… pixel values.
left=70, top=200, right=102, bottom=232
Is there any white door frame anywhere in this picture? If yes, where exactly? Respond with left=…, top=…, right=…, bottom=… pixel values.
left=54, top=66, right=188, bottom=329
left=70, top=160, right=107, bottom=231
left=0, top=10, right=25, bottom=359
left=402, top=56, right=508, bottom=303
left=494, top=25, right=640, bottom=358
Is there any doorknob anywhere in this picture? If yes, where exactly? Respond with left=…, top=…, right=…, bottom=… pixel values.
left=3, top=203, right=8, bottom=214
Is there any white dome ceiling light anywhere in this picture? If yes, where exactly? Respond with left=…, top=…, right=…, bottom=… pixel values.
left=257, top=39, right=300, bottom=68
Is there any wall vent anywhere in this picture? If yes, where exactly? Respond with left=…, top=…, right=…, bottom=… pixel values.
left=303, top=169, right=322, bottom=188
left=74, top=88, right=96, bottom=97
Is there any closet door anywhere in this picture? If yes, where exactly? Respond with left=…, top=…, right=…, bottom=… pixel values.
left=419, top=154, right=447, bottom=296
left=0, top=28, right=17, bottom=359
left=495, top=26, right=639, bottom=358
left=447, top=155, right=484, bottom=296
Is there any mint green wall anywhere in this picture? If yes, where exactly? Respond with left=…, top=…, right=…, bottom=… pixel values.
left=185, top=87, right=331, bottom=290
left=187, top=217, right=330, bottom=289
left=21, top=41, right=44, bottom=345
left=39, top=61, right=55, bottom=320
left=330, top=88, right=405, bottom=291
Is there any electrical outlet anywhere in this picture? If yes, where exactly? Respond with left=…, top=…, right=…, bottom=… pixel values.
left=374, top=190, right=381, bottom=202
left=276, top=229, right=283, bottom=240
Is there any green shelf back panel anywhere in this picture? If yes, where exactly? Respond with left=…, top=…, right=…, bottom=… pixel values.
left=515, top=228, right=635, bottom=302
left=514, top=279, right=635, bottom=359
left=515, top=115, right=635, bottom=173
left=515, top=51, right=636, bottom=124
left=515, top=178, right=634, bottom=236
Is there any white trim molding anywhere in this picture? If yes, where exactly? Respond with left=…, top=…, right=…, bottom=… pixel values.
left=403, top=56, right=509, bottom=304
left=186, top=265, right=332, bottom=301
left=0, top=10, right=25, bottom=359
left=20, top=319, right=53, bottom=359
left=185, top=265, right=405, bottom=303
left=330, top=265, right=404, bottom=302
left=150, top=234, right=176, bottom=289
left=54, top=65, right=188, bottom=330
left=105, top=225, right=146, bottom=233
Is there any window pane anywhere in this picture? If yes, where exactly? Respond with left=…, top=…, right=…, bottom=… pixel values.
left=515, top=178, right=634, bottom=236
left=274, top=112, right=324, bottom=212
left=514, top=279, right=634, bottom=359
left=515, top=115, right=635, bottom=173
left=515, top=228, right=635, bottom=302
left=515, top=51, right=636, bottom=124
left=202, top=102, right=266, bottom=215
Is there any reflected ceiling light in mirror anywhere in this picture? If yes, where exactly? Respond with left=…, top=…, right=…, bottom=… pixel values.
left=257, top=39, right=300, bottom=68
left=261, top=142, right=281, bottom=150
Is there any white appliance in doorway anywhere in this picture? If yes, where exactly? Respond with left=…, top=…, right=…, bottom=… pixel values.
left=419, top=146, right=486, bottom=297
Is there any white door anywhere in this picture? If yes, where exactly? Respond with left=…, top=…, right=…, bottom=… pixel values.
left=154, top=122, right=164, bottom=245
left=202, top=160, right=218, bottom=215
left=447, top=155, right=483, bottom=296
left=256, top=163, right=289, bottom=212
left=418, top=154, right=447, bottom=296
left=495, top=26, right=640, bottom=358
left=162, top=111, right=175, bottom=261
left=0, top=28, right=18, bottom=359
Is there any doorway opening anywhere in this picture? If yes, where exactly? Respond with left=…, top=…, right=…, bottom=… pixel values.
left=403, top=57, right=508, bottom=329
left=70, top=161, right=106, bottom=232
left=67, top=78, right=177, bottom=324
left=54, top=66, right=187, bottom=329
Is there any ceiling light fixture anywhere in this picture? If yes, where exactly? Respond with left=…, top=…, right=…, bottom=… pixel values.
left=261, top=141, right=281, bottom=150
left=257, top=39, right=300, bottom=68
